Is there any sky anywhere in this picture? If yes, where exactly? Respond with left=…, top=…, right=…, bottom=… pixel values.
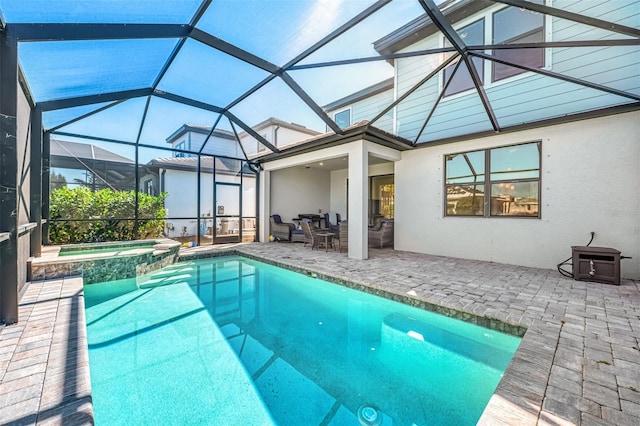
left=6, top=0, right=429, bottom=163
left=4, top=0, right=634, bottom=164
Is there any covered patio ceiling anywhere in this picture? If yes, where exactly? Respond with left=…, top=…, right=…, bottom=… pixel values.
left=1, top=0, right=639, bottom=161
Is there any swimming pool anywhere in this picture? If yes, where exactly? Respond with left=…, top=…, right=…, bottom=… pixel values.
left=84, top=255, right=521, bottom=425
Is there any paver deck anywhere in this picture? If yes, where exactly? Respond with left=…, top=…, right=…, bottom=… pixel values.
left=1, top=242, right=638, bottom=425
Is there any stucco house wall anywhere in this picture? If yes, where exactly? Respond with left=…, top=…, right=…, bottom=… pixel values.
left=162, top=168, right=256, bottom=239
left=394, top=111, right=640, bottom=279
left=270, top=167, right=331, bottom=226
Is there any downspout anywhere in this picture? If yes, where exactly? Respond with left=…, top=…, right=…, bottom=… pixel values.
left=160, top=168, right=167, bottom=236
left=255, top=166, right=260, bottom=242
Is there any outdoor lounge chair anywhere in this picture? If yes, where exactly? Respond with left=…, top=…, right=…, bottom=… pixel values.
left=290, top=227, right=305, bottom=243
left=323, top=213, right=339, bottom=233
left=270, top=214, right=295, bottom=241
left=368, top=219, right=393, bottom=248
left=300, top=220, right=331, bottom=250
left=333, top=220, right=348, bottom=253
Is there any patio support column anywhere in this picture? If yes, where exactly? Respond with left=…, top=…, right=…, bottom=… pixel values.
left=42, top=132, right=50, bottom=244
left=347, top=140, right=368, bottom=260
left=258, top=169, right=271, bottom=242
left=196, top=155, right=201, bottom=246
left=30, top=105, right=43, bottom=257
left=0, top=25, right=19, bottom=325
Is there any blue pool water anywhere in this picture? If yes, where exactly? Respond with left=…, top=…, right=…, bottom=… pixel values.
left=84, top=256, right=521, bottom=425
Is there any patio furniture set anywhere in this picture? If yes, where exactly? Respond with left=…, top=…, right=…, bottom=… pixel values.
left=269, top=213, right=393, bottom=252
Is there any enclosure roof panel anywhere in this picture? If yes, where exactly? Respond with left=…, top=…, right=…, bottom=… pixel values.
left=51, top=139, right=134, bottom=164
left=146, top=156, right=252, bottom=175
left=3, top=0, right=638, bottom=157
left=0, top=0, right=201, bottom=24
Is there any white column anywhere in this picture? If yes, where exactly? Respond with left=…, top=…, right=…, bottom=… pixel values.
left=258, top=170, right=271, bottom=242
left=347, top=140, right=368, bottom=260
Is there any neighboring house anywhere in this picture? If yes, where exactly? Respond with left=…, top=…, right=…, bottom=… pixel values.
left=159, top=119, right=319, bottom=241
left=50, top=138, right=257, bottom=243
left=242, top=117, right=322, bottom=156
left=165, top=124, right=240, bottom=158
left=259, top=0, right=640, bottom=279
left=166, top=119, right=321, bottom=159
left=143, top=156, right=257, bottom=242
left=51, top=118, right=319, bottom=244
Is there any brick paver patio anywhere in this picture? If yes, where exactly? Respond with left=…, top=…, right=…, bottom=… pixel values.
left=1, top=242, right=638, bottom=425
left=0, top=276, right=91, bottom=425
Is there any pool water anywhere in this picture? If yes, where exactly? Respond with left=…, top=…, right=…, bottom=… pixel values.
left=84, top=256, right=521, bottom=425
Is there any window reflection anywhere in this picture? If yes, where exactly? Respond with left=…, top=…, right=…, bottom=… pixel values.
left=490, top=181, right=539, bottom=216
left=492, top=2, right=544, bottom=82
left=334, top=109, right=351, bottom=128
left=490, top=142, right=540, bottom=180
left=446, top=184, right=484, bottom=216
left=445, top=150, right=485, bottom=183
left=444, top=141, right=540, bottom=218
left=443, top=19, right=484, bottom=97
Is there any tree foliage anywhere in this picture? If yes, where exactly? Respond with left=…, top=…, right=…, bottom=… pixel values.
left=50, top=171, right=67, bottom=191
left=49, top=187, right=167, bottom=244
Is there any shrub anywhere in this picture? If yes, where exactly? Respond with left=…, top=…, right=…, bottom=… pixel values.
left=49, top=187, right=167, bottom=244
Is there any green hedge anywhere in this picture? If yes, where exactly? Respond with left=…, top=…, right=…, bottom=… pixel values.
left=49, top=187, right=167, bottom=244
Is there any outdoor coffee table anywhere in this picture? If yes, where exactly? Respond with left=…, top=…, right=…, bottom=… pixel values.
left=316, top=232, right=335, bottom=252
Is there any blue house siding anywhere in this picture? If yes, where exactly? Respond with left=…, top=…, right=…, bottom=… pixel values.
left=352, top=89, right=395, bottom=132
left=485, top=75, right=633, bottom=128
left=395, top=50, right=443, bottom=141
left=391, top=0, right=640, bottom=143
left=396, top=85, right=439, bottom=141
left=327, top=0, right=637, bottom=143
left=419, top=99, right=493, bottom=142
left=554, top=0, right=639, bottom=27
left=553, top=45, right=639, bottom=90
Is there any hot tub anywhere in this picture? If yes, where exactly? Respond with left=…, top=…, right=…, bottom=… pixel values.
left=29, top=239, right=181, bottom=284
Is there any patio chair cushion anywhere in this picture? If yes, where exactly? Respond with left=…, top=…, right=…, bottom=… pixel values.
left=270, top=214, right=295, bottom=241
left=290, top=228, right=305, bottom=243
left=368, top=219, right=393, bottom=248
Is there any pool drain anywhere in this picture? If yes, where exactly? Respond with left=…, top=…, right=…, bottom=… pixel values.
left=357, top=405, right=382, bottom=426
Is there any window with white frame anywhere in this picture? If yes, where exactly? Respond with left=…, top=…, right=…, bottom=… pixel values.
left=443, top=1, right=545, bottom=97
left=445, top=141, right=541, bottom=217
left=334, top=109, right=351, bottom=128
left=174, top=141, right=185, bottom=158
left=144, top=179, right=154, bottom=195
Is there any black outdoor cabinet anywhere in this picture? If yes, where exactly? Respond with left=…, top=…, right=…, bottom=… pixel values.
left=572, top=246, right=621, bottom=285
